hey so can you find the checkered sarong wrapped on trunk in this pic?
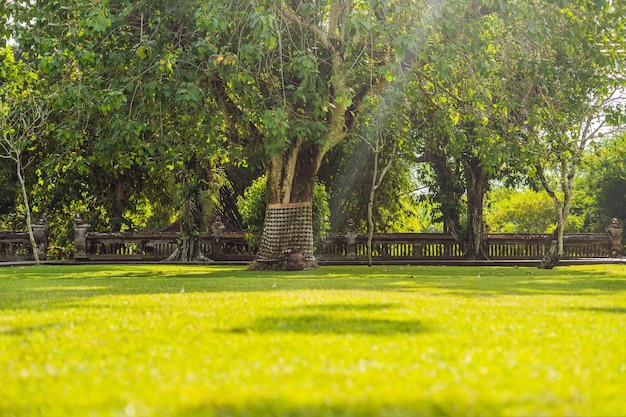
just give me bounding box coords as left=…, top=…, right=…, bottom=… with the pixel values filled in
left=256, top=202, right=314, bottom=263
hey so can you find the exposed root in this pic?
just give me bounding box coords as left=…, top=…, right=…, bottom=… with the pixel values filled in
left=163, top=247, right=215, bottom=263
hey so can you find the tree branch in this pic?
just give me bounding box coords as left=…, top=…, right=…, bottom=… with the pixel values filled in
left=278, top=2, right=334, bottom=54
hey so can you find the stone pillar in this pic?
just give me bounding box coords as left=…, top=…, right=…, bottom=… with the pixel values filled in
left=210, top=220, right=226, bottom=258
left=345, top=219, right=357, bottom=260
left=74, top=214, right=91, bottom=260
left=31, top=216, right=48, bottom=261
left=413, top=242, right=423, bottom=259
left=606, top=218, right=623, bottom=257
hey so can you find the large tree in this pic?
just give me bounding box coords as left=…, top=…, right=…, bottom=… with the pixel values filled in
left=7, top=0, right=229, bottom=259
left=196, top=0, right=427, bottom=268
left=404, top=0, right=625, bottom=261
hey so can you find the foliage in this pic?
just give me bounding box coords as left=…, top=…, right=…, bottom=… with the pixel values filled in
left=578, top=134, right=626, bottom=231
left=311, top=182, right=332, bottom=240
left=321, top=138, right=428, bottom=233
left=484, top=187, right=594, bottom=234
left=504, top=0, right=626, bottom=263
left=380, top=194, right=442, bottom=233
left=2, top=0, right=625, bottom=254
left=0, top=158, right=19, bottom=228
left=1, top=264, right=626, bottom=416
left=237, top=176, right=268, bottom=234
left=6, top=0, right=227, bottom=237
left=237, top=175, right=330, bottom=239
left=0, top=45, right=51, bottom=264
left=405, top=0, right=532, bottom=258
left=403, top=0, right=625, bottom=260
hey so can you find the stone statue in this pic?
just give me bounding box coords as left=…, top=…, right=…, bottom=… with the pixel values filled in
left=606, top=218, right=623, bottom=257
left=211, top=220, right=226, bottom=237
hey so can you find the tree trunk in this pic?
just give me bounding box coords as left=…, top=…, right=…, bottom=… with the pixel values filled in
left=536, top=160, right=573, bottom=269
left=367, top=135, right=397, bottom=267
left=462, top=157, right=490, bottom=260
left=251, top=142, right=321, bottom=270
left=538, top=183, right=571, bottom=269
left=110, top=178, right=125, bottom=232
left=539, top=236, right=559, bottom=269
left=367, top=191, right=375, bottom=267
left=166, top=157, right=215, bottom=263
left=426, top=150, right=464, bottom=241
left=16, top=157, right=40, bottom=265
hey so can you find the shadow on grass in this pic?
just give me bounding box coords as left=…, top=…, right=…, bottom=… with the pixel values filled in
left=228, top=314, right=429, bottom=336
left=0, top=265, right=624, bottom=312
left=575, top=307, right=626, bottom=314
left=176, top=398, right=487, bottom=417
left=0, top=322, right=60, bottom=336
left=5, top=400, right=485, bottom=417
left=286, top=302, right=398, bottom=312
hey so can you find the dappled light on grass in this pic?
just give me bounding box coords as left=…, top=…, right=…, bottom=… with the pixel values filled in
left=0, top=264, right=625, bottom=416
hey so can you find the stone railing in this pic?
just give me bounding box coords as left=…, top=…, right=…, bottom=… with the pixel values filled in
left=0, top=218, right=622, bottom=263
left=73, top=217, right=258, bottom=262
left=74, top=229, right=619, bottom=264
left=76, top=231, right=258, bottom=262
left=0, top=218, right=48, bottom=262
left=315, top=232, right=615, bottom=262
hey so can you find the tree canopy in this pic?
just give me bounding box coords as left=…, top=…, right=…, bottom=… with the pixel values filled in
left=1, top=0, right=624, bottom=265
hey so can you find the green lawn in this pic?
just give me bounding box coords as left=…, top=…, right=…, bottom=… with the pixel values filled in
left=1, top=264, right=625, bottom=417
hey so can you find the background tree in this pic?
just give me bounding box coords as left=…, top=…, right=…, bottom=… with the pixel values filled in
left=406, top=1, right=526, bottom=259
left=356, top=89, right=408, bottom=266
left=485, top=188, right=556, bottom=234
left=503, top=0, right=626, bottom=267
left=0, top=46, right=50, bottom=264
left=0, top=156, right=19, bottom=229
left=403, top=0, right=625, bottom=262
left=319, top=136, right=422, bottom=233
left=578, top=133, right=626, bottom=231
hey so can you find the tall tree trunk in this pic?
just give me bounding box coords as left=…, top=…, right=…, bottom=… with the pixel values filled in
left=110, top=178, right=125, bottom=232
left=252, top=142, right=322, bottom=270
left=16, top=157, right=40, bottom=265
left=462, top=157, right=490, bottom=260
left=166, top=157, right=215, bottom=262
left=426, top=150, right=464, bottom=240
left=367, top=135, right=397, bottom=267
left=536, top=160, right=573, bottom=269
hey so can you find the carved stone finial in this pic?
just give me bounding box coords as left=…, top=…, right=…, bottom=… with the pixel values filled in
left=211, top=220, right=226, bottom=237
left=606, top=218, right=623, bottom=257
left=345, top=219, right=357, bottom=245
left=345, top=219, right=358, bottom=259
left=73, top=214, right=91, bottom=260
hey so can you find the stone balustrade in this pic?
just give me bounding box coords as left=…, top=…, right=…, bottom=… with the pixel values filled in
left=0, top=218, right=623, bottom=264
